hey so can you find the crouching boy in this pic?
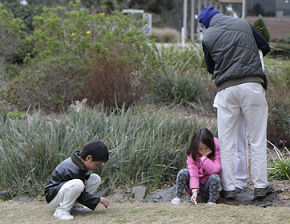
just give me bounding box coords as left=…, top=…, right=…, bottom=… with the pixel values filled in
left=45, top=140, right=110, bottom=220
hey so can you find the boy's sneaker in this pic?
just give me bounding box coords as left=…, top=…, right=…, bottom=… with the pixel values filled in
left=53, top=207, right=74, bottom=220
left=71, top=205, right=91, bottom=212
left=207, top=201, right=216, bottom=205
left=254, top=184, right=274, bottom=197
left=171, top=197, right=183, bottom=204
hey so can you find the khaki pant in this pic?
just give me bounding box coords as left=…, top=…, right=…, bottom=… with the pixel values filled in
left=214, top=83, right=268, bottom=191
left=49, top=174, right=101, bottom=212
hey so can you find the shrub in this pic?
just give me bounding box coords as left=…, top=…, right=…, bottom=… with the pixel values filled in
left=3, top=1, right=157, bottom=111
left=2, top=55, right=85, bottom=111
left=149, top=42, right=214, bottom=111
left=149, top=66, right=208, bottom=110
left=267, top=93, right=290, bottom=148
left=84, top=46, right=146, bottom=108
left=268, top=159, right=290, bottom=180
left=31, top=1, right=156, bottom=70
left=0, top=4, right=26, bottom=63
left=151, top=27, right=180, bottom=43
left=253, top=18, right=270, bottom=42
left=266, top=60, right=290, bottom=148
left=3, top=3, right=44, bottom=34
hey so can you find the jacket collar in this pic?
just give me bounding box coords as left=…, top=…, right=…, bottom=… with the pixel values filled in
left=71, top=150, right=87, bottom=171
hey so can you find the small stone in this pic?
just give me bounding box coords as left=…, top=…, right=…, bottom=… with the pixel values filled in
left=12, top=192, right=32, bottom=203
left=132, top=186, right=148, bottom=202
left=94, top=188, right=110, bottom=197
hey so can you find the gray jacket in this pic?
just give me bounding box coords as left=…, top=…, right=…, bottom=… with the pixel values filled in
left=202, top=13, right=268, bottom=91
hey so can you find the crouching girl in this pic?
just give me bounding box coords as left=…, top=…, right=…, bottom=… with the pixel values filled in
left=171, top=128, right=221, bottom=205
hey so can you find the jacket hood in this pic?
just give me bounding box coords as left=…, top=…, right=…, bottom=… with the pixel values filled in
left=198, top=6, right=221, bottom=28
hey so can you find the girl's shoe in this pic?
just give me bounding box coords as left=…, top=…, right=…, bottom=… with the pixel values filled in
left=171, top=197, right=183, bottom=204
left=207, top=201, right=216, bottom=205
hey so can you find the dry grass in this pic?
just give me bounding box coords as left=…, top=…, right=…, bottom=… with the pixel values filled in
left=1, top=199, right=290, bottom=223
left=151, top=28, right=180, bottom=43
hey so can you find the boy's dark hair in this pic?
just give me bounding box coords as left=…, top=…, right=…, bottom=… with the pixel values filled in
left=186, top=128, right=215, bottom=161
left=80, top=140, right=109, bottom=162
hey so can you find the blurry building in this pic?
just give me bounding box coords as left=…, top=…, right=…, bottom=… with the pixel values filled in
left=218, top=0, right=290, bottom=39
left=245, top=0, right=290, bottom=39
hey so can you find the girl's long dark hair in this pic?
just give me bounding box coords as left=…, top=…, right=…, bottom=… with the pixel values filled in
left=186, top=128, right=216, bottom=161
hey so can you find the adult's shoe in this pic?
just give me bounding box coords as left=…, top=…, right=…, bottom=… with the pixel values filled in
left=254, top=184, right=274, bottom=197
left=221, top=190, right=236, bottom=199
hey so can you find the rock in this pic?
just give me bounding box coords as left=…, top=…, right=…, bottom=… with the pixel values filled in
left=132, top=186, right=148, bottom=202
left=109, top=190, right=129, bottom=203
left=257, top=192, right=278, bottom=208
left=0, top=191, right=8, bottom=200
left=94, top=188, right=110, bottom=197
left=12, top=192, right=32, bottom=202
left=236, top=187, right=255, bottom=205
left=147, top=186, right=176, bottom=203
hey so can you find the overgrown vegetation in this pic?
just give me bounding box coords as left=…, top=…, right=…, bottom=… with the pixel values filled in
left=148, top=43, right=214, bottom=111
left=0, top=0, right=290, bottom=200
left=1, top=1, right=157, bottom=111
left=0, top=105, right=212, bottom=197
left=151, top=27, right=180, bottom=43
left=265, top=58, right=290, bottom=147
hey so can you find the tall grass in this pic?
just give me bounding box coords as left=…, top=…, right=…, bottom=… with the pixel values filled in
left=149, top=42, right=216, bottom=111
left=268, top=140, right=290, bottom=180
left=0, top=105, right=214, bottom=197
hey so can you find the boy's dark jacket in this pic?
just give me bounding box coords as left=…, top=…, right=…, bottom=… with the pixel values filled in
left=45, top=150, right=101, bottom=210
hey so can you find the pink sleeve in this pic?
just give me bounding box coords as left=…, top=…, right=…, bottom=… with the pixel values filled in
left=187, top=155, right=200, bottom=190
left=202, top=138, right=221, bottom=174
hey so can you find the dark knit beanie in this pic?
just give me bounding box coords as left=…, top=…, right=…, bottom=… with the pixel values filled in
left=198, top=6, right=221, bottom=29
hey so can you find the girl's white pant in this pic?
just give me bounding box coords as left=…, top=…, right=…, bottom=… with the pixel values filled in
left=49, top=174, right=101, bottom=212
left=214, top=83, right=268, bottom=191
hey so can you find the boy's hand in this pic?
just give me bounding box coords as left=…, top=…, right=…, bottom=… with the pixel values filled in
left=100, top=197, right=109, bottom=208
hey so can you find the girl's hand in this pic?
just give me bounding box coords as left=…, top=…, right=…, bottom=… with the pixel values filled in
left=202, top=149, right=212, bottom=157
left=191, top=190, right=198, bottom=204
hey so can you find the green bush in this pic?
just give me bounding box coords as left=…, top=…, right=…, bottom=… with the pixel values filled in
left=2, top=1, right=157, bottom=111
left=2, top=55, right=85, bottom=111
left=30, top=1, right=156, bottom=69
left=149, top=43, right=213, bottom=110
left=3, top=3, right=44, bottom=34
left=253, top=18, right=270, bottom=42
left=149, top=67, right=207, bottom=110
left=0, top=4, right=26, bottom=63
left=268, top=159, right=290, bottom=180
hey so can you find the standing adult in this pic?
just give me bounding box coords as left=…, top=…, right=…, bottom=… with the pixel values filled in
left=199, top=6, right=273, bottom=198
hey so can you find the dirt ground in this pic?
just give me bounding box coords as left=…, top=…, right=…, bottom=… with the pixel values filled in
left=1, top=199, right=290, bottom=224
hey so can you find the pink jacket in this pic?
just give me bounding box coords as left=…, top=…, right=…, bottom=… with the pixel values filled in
left=187, top=138, right=221, bottom=190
